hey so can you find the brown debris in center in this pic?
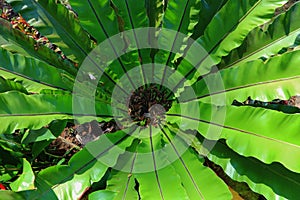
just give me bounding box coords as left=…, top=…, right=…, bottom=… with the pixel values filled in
left=128, top=84, right=173, bottom=127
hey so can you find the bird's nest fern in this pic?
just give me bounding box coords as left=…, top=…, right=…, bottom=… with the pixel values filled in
left=1, top=0, right=300, bottom=200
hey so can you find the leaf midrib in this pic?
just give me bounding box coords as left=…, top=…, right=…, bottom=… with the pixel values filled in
left=149, top=125, right=165, bottom=200
left=166, top=113, right=300, bottom=149
left=225, top=28, right=300, bottom=68
left=159, top=124, right=205, bottom=199
left=0, top=67, right=68, bottom=91
left=185, top=75, right=300, bottom=102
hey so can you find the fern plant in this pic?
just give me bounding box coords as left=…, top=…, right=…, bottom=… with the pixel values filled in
left=1, top=0, right=300, bottom=199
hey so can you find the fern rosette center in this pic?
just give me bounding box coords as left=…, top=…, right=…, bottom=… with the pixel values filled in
left=128, top=84, right=173, bottom=127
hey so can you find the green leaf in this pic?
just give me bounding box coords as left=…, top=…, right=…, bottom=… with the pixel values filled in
left=0, top=18, right=77, bottom=76
left=0, top=34, right=30, bottom=56
left=34, top=151, right=107, bottom=200
left=163, top=0, right=200, bottom=35
left=145, top=0, right=164, bottom=61
left=48, top=120, right=68, bottom=137
left=145, top=0, right=164, bottom=28
left=32, top=120, right=67, bottom=158
left=103, top=138, right=140, bottom=200
left=112, top=0, right=152, bottom=67
left=167, top=102, right=300, bottom=173
left=10, top=158, right=35, bottom=192
left=181, top=50, right=300, bottom=105
left=190, top=0, right=228, bottom=40
left=0, top=171, right=18, bottom=182
left=197, top=0, right=288, bottom=70
left=89, top=190, right=117, bottom=200
left=156, top=0, right=201, bottom=70
left=161, top=127, right=231, bottom=199
left=112, top=0, right=148, bottom=30
left=69, top=0, right=119, bottom=44
left=7, top=0, right=93, bottom=63
left=207, top=139, right=300, bottom=200
left=220, top=2, right=300, bottom=68
left=0, top=141, right=23, bottom=165
left=0, top=76, right=28, bottom=94
left=0, top=47, right=73, bottom=93
left=0, top=91, right=113, bottom=134
left=0, top=190, right=25, bottom=200
left=21, top=127, right=56, bottom=144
